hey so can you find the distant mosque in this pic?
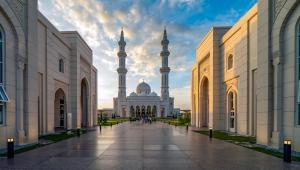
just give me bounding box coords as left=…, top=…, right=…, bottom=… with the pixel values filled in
left=113, top=29, right=174, bottom=117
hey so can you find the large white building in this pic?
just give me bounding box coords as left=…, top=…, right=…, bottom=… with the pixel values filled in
left=113, top=29, right=174, bottom=117
left=0, top=0, right=97, bottom=150
left=191, top=0, right=300, bottom=153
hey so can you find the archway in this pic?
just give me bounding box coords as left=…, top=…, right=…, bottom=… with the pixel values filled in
left=227, top=90, right=237, bottom=132
left=136, top=106, right=140, bottom=118
left=122, top=107, right=126, bottom=117
left=161, top=108, right=165, bottom=117
left=200, top=77, right=209, bottom=127
left=147, top=106, right=151, bottom=117
left=54, top=88, right=66, bottom=130
left=141, top=106, right=145, bottom=117
left=81, top=78, right=89, bottom=127
left=130, top=106, right=135, bottom=117
left=152, top=106, right=157, bottom=117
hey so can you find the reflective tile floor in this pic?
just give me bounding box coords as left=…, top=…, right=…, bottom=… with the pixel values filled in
left=0, top=122, right=300, bottom=170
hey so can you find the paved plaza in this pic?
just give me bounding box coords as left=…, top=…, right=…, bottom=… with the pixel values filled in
left=0, top=122, right=299, bottom=170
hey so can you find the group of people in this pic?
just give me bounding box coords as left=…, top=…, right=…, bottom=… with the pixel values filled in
left=142, top=116, right=152, bottom=124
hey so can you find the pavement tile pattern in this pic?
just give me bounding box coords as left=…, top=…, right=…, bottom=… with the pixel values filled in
left=0, top=122, right=299, bottom=170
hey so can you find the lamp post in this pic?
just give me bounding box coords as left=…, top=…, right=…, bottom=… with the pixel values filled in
left=283, top=139, right=292, bottom=163
left=7, top=138, right=14, bottom=159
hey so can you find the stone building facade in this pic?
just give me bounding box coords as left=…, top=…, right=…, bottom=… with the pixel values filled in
left=191, top=0, right=300, bottom=152
left=0, top=0, right=97, bottom=150
left=113, top=29, right=174, bottom=117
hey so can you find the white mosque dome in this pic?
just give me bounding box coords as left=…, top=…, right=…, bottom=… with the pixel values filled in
left=150, top=92, right=157, bottom=96
left=136, top=81, right=151, bottom=95
left=130, top=92, right=137, bottom=96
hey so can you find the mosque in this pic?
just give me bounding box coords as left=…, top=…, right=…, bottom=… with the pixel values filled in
left=113, top=29, right=174, bottom=118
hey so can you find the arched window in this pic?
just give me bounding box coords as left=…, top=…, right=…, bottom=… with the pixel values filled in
left=0, top=26, right=9, bottom=125
left=0, top=27, right=3, bottom=84
left=227, top=90, right=237, bottom=132
left=227, top=54, right=233, bottom=70
left=297, top=22, right=300, bottom=125
left=59, top=59, right=64, bottom=73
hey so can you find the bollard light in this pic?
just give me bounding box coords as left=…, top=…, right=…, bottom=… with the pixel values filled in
left=209, top=128, right=213, bottom=138
left=7, top=138, right=14, bottom=159
left=186, top=125, right=189, bottom=131
left=99, top=124, right=102, bottom=132
left=283, top=139, right=292, bottom=163
left=76, top=128, right=80, bottom=137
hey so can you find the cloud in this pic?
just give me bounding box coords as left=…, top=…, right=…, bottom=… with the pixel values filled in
left=38, top=0, right=255, bottom=110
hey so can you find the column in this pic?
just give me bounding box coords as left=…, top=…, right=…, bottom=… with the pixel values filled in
left=16, top=59, right=25, bottom=144
left=271, top=55, right=282, bottom=149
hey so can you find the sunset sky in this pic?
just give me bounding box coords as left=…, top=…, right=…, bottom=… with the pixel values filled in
left=38, top=0, right=256, bottom=109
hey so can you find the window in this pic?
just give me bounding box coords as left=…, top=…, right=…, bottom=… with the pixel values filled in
left=59, top=59, right=64, bottom=73
left=0, top=102, right=3, bottom=124
left=0, top=25, right=6, bottom=125
left=227, top=54, right=233, bottom=70
left=0, top=26, right=3, bottom=84
left=297, top=22, right=300, bottom=125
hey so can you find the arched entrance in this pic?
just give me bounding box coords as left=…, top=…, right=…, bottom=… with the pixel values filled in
left=54, top=88, right=66, bottom=130
left=81, top=78, right=89, bottom=127
left=227, top=91, right=237, bottom=132
left=200, top=77, right=209, bottom=127
left=152, top=106, right=157, bottom=117
left=141, top=106, right=145, bottom=117
left=161, top=108, right=165, bottom=117
left=146, top=106, right=151, bottom=117
left=136, top=106, right=140, bottom=118
left=122, top=107, right=126, bottom=117
left=130, top=106, right=135, bottom=117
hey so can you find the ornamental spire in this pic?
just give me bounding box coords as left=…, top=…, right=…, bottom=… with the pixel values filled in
left=118, top=27, right=126, bottom=51
left=163, top=27, right=167, bottom=40
left=161, top=28, right=170, bottom=57
left=120, top=27, right=124, bottom=41
left=161, top=27, right=169, bottom=47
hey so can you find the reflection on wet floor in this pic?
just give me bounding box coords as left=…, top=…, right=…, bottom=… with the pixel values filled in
left=0, top=122, right=298, bottom=170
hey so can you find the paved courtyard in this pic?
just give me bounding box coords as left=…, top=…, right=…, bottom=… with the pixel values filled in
left=0, top=122, right=299, bottom=170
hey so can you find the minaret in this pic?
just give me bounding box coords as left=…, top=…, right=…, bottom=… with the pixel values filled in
left=117, top=28, right=127, bottom=101
left=160, top=28, right=170, bottom=101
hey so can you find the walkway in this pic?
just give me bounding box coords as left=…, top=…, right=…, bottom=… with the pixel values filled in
left=0, top=122, right=299, bottom=170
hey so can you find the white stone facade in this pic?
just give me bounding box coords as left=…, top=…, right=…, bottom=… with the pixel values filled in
left=0, top=0, right=97, bottom=150
left=191, top=1, right=300, bottom=152
left=113, top=29, right=174, bottom=117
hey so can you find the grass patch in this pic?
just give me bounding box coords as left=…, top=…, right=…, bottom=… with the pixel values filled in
left=40, top=132, right=76, bottom=142
left=159, top=118, right=190, bottom=126
left=0, top=144, right=42, bottom=157
left=252, top=147, right=300, bottom=162
left=0, top=128, right=87, bottom=157
left=196, top=130, right=256, bottom=143
left=100, top=118, right=129, bottom=126
left=194, top=130, right=300, bottom=162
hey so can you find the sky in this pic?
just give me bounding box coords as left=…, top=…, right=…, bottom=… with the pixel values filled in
left=38, top=0, right=256, bottom=110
